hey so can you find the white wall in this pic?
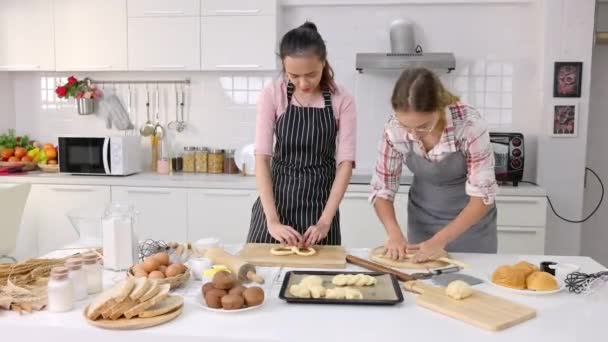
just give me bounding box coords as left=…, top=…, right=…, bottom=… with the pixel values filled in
left=0, top=73, right=15, bottom=133
left=582, top=2, right=608, bottom=265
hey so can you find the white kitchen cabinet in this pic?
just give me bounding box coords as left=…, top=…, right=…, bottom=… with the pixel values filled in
left=497, top=226, right=546, bottom=254
left=201, top=0, right=277, bottom=16
left=128, top=0, right=200, bottom=17
left=112, top=187, right=188, bottom=242
left=54, top=0, right=128, bottom=71
left=495, top=196, right=547, bottom=227
left=29, top=184, right=111, bottom=256
left=128, top=17, right=200, bottom=70
left=201, top=15, right=277, bottom=70
left=187, top=189, right=258, bottom=244
left=0, top=0, right=54, bottom=71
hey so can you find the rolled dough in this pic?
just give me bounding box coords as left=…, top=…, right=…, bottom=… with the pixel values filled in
left=369, top=246, right=449, bottom=269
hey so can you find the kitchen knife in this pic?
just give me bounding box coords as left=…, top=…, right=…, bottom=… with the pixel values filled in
left=410, top=266, right=461, bottom=280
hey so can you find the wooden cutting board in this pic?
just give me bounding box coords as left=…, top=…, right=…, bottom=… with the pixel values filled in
left=404, top=281, right=536, bottom=331
left=370, top=246, right=449, bottom=269
left=238, top=243, right=346, bottom=269
left=83, top=304, right=183, bottom=330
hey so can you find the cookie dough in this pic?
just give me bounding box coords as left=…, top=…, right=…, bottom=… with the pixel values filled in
left=325, top=287, right=363, bottom=300
left=445, top=280, right=473, bottom=300
left=289, top=284, right=311, bottom=298
left=332, top=274, right=377, bottom=287
left=300, top=275, right=323, bottom=288
left=270, top=246, right=295, bottom=256
left=269, top=246, right=317, bottom=256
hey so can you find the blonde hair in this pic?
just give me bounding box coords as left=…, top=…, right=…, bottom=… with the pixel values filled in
left=391, top=68, right=459, bottom=113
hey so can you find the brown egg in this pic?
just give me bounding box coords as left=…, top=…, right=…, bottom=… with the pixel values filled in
left=158, top=265, right=168, bottom=274
left=133, top=270, right=148, bottom=278
left=228, top=285, right=247, bottom=296
left=143, top=258, right=161, bottom=273
left=202, top=282, right=215, bottom=296
left=243, top=287, right=264, bottom=307
left=148, top=270, right=165, bottom=279
left=132, top=263, right=146, bottom=274
left=153, top=252, right=170, bottom=266
left=221, top=294, right=245, bottom=310
left=165, top=264, right=182, bottom=278
left=172, top=263, right=186, bottom=274
left=212, top=271, right=236, bottom=290
left=205, top=288, right=227, bottom=309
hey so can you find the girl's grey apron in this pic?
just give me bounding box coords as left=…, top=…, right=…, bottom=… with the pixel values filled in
left=405, top=142, right=497, bottom=253
left=247, top=82, right=340, bottom=245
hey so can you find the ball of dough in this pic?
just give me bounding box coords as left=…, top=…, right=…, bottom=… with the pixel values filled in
left=513, top=261, right=540, bottom=278
left=300, top=275, right=323, bottom=288
left=492, top=265, right=526, bottom=290
left=221, top=294, right=245, bottom=310
left=202, top=282, right=215, bottom=296
left=289, top=284, right=311, bottom=298
left=309, top=285, right=326, bottom=299
left=204, top=289, right=226, bottom=309
left=243, top=287, right=265, bottom=306
left=526, top=271, right=559, bottom=291
left=229, top=285, right=247, bottom=296
left=212, top=270, right=237, bottom=290
left=445, top=280, right=473, bottom=300
left=344, top=287, right=363, bottom=300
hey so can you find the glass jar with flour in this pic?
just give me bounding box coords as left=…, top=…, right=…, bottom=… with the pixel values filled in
left=102, top=203, right=139, bottom=272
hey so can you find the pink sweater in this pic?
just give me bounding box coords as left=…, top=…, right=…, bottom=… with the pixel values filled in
left=254, top=78, right=357, bottom=166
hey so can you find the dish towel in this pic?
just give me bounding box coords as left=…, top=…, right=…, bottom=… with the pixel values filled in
left=99, top=93, right=133, bottom=130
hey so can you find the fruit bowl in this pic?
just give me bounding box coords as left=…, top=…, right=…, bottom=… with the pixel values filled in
left=38, top=163, right=59, bottom=173
left=0, top=161, right=38, bottom=171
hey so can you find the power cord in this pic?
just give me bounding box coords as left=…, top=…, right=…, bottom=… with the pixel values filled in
left=521, top=167, right=604, bottom=223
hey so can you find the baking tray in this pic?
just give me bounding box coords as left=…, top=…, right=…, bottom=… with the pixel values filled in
left=279, top=271, right=404, bottom=306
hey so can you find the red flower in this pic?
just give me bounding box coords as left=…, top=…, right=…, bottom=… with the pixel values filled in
left=55, top=86, right=67, bottom=97
left=67, top=76, right=77, bottom=85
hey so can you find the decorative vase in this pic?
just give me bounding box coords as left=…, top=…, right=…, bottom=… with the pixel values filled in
left=76, top=98, right=97, bottom=115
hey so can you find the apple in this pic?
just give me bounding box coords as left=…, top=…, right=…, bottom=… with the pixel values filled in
left=1, top=148, right=14, bottom=159
left=21, top=156, right=33, bottom=162
left=8, top=156, right=20, bottom=162
left=14, top=147, right=26, bottom=159
left=1, top=157, right=8, bottom=162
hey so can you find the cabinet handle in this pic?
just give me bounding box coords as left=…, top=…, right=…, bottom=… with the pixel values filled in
left=149, top=64, right=186, bottom=69
left=143, top=10, right=185, bottom=15
left=214, top=9, right=260, bottom=14
left=62, top=65, right=112, bottom=70
left=0, top=65, right=40, bottom=70
left=344, top=193, right=370, bottom=199
left=496, top=198, right=541, bottom=205
left=498, top=227, right=539, bottom=234
left=126, top=189, right=172, bottom=195
left=214, top=64, right=260, bottom=69
left=50, top=187, right=94, bottom=193
left=203, top=190, right=252, bottom=197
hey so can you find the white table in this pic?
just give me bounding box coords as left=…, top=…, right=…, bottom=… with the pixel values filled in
left=2, top=248, right=606, bottom=342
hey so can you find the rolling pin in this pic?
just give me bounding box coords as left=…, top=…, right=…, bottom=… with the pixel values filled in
left=346, top=255, right=415, bottom=282
left=205, top=248, right=265, bottom=284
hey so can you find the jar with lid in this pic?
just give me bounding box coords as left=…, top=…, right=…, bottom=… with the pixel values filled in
left=224, top=149, right=239, bottom=174
left=157, top=139, right=171, bottom=175
left=82, top=252, right=102, bottom=294
left=65, top=257, right=88, bottom=301
left=208, top=149, right=225, bottom=174
left=102, top=202, right=139, bottom=271
left=172, top=150, right=183, bottom=172
left=47, top=266, right=74, bottom=312
left=195, top=147, right=209, bottom=173
left=183, top=146, right=196, bottom=173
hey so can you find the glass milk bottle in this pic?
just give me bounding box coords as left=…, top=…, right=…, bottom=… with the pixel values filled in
left=102, top=203, right=139, bottom=271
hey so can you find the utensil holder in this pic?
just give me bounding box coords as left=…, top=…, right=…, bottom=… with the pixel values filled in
left=77, top=98, right=97, bottom=115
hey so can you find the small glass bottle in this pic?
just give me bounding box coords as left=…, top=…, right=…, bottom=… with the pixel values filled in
left=65, top=258, right=87, bottom=301
left=224, top=149, right=239, bottom=174
left=172, top=150, right=183, bottom=172
left=82, top=252, right=102, bottom=295
left=183, top=146, right=196, bottom=172
left=157, top=139, right=170, bottom=175
left=208, top=149, right=225, bottom=174
left=47, top=266, right=74, bottom=312
left=195, top=147, right=209, bottom=173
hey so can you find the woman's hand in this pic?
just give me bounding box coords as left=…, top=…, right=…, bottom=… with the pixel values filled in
left=268, top=221, right=303, bottom=247
left=407, top=235, right=448, bottom=263
left=303, top=221, right=331, bottom=247
left=384, top=233, right=409, bottom=260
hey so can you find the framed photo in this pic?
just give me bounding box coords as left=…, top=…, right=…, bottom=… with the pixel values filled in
left=553, top=62, right=583, bottom=97
left=551, top=104, right=578, bottom=137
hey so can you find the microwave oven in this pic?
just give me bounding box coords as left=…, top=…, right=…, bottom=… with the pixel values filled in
left=489, top=132, right=524, bottom=186
left=58, top=136, right=142, bottom=176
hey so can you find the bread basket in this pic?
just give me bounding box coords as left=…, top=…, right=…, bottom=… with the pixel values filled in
left=127, top=266, right=190, bottom=290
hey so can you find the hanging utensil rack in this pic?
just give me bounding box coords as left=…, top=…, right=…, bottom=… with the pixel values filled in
left=88, top=78, right=191, bottom=85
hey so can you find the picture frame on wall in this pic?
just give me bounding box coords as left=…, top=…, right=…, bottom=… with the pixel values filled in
left=551, top=103, right=578, bottom=137
left=553, top=62, right=583, bottom=97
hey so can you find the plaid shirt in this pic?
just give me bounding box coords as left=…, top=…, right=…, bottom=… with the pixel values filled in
left=370, top=102, right=498, bottom=205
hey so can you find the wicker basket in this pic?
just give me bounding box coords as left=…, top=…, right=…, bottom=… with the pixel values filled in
left=127, top=265, right=190, bottom=290
left=0, top=161, right=38, bottom=171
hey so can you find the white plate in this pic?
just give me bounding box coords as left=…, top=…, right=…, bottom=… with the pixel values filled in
left=235, top=143, right=255, bottom=176
left=196, top=293, right=264, bottom=313
left=486, top=274, right=565, bottom=295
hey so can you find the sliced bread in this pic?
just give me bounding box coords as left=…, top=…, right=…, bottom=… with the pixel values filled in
left=123, top=283, right=170, bottom=319
left=109, top=298, right=138, bottom=320
left=129, top=277, right=151, bottom=301
left=138, top=280, right=161, bottom=303
left=86, top=278, right=137, bottom=320
left=138, top=296, right=184, bottom=318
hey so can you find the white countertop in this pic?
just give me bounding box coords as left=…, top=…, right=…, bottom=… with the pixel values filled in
left=1, top=247, right=605, bottom=342
left=0, top=171, right=547, bottom=196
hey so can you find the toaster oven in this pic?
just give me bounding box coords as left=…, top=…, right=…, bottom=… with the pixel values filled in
left=489, top=132, right=524, bottom=186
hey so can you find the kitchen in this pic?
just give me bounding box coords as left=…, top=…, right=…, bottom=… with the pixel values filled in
left=1, top=0, right=607, bottom=340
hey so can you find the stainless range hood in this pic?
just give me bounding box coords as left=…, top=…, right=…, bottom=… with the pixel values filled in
left=356, top=19, right=456, bottom=74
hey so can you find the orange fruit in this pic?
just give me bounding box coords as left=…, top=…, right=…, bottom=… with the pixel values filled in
left=8, top=156, right=20, bottom=162
left=14, top=147, right=26, bottom=159
left=1, top=148, right=14, bottom=159
left=21, top=156, right=33, bottom=162
left=44, top=147, right=57, bottom=159
left=43, top=144, right=54, bottom=150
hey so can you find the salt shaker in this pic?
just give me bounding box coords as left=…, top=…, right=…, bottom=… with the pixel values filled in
left=65, top=258, right=87, bottom=301
left=82, top=252, right=103, bottom=294
left=47, top=266, right=74, bottom=312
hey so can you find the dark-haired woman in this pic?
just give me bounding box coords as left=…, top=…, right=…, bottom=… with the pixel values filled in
left=247, top=22, right=357, bottom=247
left=371, top=67, right=498, bottom=261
